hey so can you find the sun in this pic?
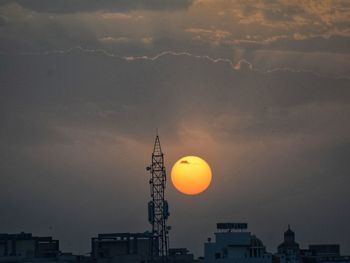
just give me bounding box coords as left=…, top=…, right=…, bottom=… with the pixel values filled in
left=171, top=156, right=212, bottom=195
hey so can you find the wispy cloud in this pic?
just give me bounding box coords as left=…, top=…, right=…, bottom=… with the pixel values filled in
left=15, top=46, right=350, bottom=79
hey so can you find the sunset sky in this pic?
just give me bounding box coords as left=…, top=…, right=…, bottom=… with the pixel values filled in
left=0, top=0, right=349, bottom=257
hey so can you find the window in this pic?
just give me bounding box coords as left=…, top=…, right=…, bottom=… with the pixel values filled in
left=215, top=252, right=221, bottom=259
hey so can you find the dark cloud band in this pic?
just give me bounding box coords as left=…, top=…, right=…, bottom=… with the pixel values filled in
left=0, top=0, right=193, bottom=13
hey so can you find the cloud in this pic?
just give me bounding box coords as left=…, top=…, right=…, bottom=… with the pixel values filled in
left=1, top=0, right=350, bottom=257
left=187, top=0, right=350, bottom=46
left=99, top=36, right=130, bottom=44
left=185, top=27, right=231, bottom=45
left=1, top=0, right=193, bottom=13
left=236, top=35, right=350, bottom=54
left=233, top=59, right=253, bottom=71
left=100, top=12, right=133, bottom=20
left=98, top=36, right=153, bottom=46
left=1, top=46, right=350, bottom=256
left=1, top=48, right=349, bottom=144
left=141, top=37, right=153, bottom=45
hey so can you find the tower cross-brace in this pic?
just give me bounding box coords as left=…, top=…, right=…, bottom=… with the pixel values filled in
left=147, top=134, right=170, bottom=260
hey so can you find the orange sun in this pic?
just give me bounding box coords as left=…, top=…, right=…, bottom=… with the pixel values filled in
left=171, top=156, right=212, bottom=195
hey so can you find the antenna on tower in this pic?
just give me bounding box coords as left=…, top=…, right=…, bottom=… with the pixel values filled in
left=147, top=133, right=170, bottom=262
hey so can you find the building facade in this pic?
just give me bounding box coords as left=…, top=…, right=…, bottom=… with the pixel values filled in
left=204, top=223, right=272, bottom=263
left=91, top=232, right=156, bottom=263
left=301, top=244, right=350, bottom=263
left=0, top=232, right=59, bottom=260
left=168, top=248, right=195, bottom=263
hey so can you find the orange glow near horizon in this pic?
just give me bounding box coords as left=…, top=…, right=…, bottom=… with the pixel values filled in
left=171, top=156, right=212, bottom=195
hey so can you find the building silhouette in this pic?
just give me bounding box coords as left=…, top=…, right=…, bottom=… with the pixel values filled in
left=1, top=225, right=350, bottom=263
left=275, top=226, right=350, bottom=263
left=276, top=225, right=301, bottom=263
left=0, top=232, right=59, bottom=260
left=204, top=223, right=272, bottom=263
left=301, top=244, right=350, bottom=263
left=91, top=232, right=155, bottom=263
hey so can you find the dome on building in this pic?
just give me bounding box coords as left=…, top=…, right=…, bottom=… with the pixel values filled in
left=250, top=236, right=264, bottom=248
left=249, top=235, right=266, bottom=258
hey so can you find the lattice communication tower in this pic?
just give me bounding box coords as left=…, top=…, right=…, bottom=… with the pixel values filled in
left=146, top=134, right=170, bottom=261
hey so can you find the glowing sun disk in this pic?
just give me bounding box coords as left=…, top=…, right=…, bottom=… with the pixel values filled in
left=171, top=156, right=212, bottom=195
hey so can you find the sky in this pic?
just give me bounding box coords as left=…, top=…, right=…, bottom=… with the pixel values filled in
left=0, top=0, right=350, bottom=257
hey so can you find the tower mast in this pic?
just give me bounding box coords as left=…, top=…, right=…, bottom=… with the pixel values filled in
left=147, top=133, right=170, bottom=261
